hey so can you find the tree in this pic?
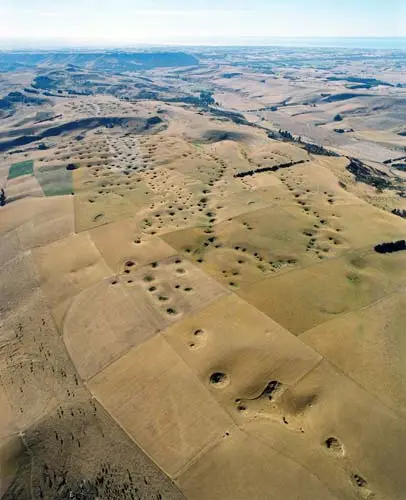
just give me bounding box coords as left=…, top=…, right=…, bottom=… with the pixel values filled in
left=0, top=188, right=6, bottom=207
left=199, top=91, right=215, bottom=106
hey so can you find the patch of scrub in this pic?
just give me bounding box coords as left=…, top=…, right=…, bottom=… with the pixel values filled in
left=8, top=160, right=34, bottom=179
left=36, top=165, right=74, bottom=196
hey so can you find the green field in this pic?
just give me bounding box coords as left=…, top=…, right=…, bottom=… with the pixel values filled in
left=36, top=166, right=74, bottom=197
left=8, top=160, right=34, bottom=179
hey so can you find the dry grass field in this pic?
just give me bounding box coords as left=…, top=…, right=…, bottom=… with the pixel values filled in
left=1, top=47, right=406, bottom=499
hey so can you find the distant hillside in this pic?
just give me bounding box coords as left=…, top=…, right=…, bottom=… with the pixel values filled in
left=0, top=91, right=48, bottom=118
left=0, top=115, right=164, bottom=153
left=0, top=51, right=200, bottom=71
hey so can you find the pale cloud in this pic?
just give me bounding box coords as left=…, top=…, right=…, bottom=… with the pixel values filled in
left=16, top=8, right=58, bottom=17
left=133, top=9, right=254, bottom=16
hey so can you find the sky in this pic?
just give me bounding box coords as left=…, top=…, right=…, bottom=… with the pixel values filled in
left=0, top=0, right=405, bottom=47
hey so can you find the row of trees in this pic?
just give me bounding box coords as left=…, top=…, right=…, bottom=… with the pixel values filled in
left=374, top=240, right=406, bottom=254
left=235, top=159, right=306, bottom=178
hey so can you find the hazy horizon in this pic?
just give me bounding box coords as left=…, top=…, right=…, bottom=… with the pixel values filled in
left=1, top=0, right=405, bottom=48
left=1, top=37, right=406, bottom=52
